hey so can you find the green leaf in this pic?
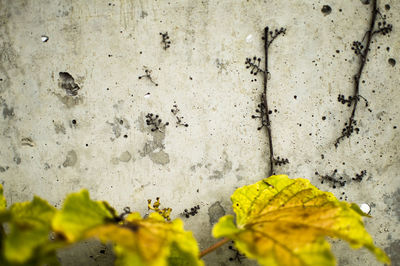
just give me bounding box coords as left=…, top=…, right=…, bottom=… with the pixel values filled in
left=2, top=196, right=57, bottom=264
left=4, top=226, right=51, bottom=263
left=52, top=190, right=117, bottom=242
left=0, top=184, right=9, bottom=224
left=10, top=196, right=56, bottom=228
left=52, top=190, right=201, bottom=265
left=0, top=184, right=6, bottom=211
left=213, top=175, right=390, bottom=266
left=86, top=212, right=203, bottom=266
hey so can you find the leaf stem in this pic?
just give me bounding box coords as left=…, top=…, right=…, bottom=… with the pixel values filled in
left=199, top=238, right=230, bottom=258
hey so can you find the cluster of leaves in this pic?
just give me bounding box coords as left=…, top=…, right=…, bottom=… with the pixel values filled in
left=138, top=67, right=159, bottom=86
left=251, top=100, right=268, bottom=131
left=145, top=113, right=169, bottom=132
left=245, top=57, right=263, bottom=76
left=160, top=32, right=171, bottom=50
left=352, top=170, right=367, bottom=182
left=0, top=186, right=202, bottom=266
left=171, top=103, right=189, bottom=128
left=373, top=20, right=392, bottom=36
left=273, top=156, right=289, bottom=166
left=316, top=170, right=347, bottom=188
left=0, top=175, right=390, bottom=265
left=338, top=119, right=360, bottom=145
left=182, top=205, right=200, bottom=218
left=148, top=197, right=172, bottom=221
left=265, top=27, right=286, bottom=47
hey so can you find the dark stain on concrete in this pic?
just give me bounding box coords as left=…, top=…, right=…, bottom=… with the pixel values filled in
left=138, top=114, right=170, bottom=165
left=215, top=58, right=229, bottom=74
left=13, top=154, right=21, bottom=165
left=54, top=93, right=83, bottom=108
left=209, top=151, right=232, bottom=179
left=59, top=72, right=80, bottom=96
left=208, top=201, right=225, bottom=225
left=107, top=117, right=130, bottom=140
left=384, top=240, right=400, bottom=266
left=63, top=150, right=77, bottom=167
left=149, top=151, right=169, bottom=165
left=140, top=11, right=148, bottom=18
left=0, top=166, right=9, bottom=172
left=190, top=163, right=203, bottom=172
left=391, top=189, right=400, bottom=222
left=112, top=151, right=133, bottom=164
left=139, top=131, right=170, bottom=165
left=119, top=151, right=132, bottom=162
left=44, top=163, right=51, bottom=170
left=384, top=188, right=400, bottom=222
left=0, top=8, right=18, bottom=93
left=0, top=42, right=18, bottom=69
left=2, top=103, right=14, bottom=119
left=53, top=121, right=66, bottom=134
left=21, top=137, right=34, bottom=147
left=209, top=170, right=223, bottom=179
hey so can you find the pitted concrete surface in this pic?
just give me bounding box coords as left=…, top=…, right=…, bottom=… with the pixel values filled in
left=0, top=0, right=399, bottom=265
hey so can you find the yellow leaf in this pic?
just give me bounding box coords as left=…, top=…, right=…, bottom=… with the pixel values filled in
left=52, top=191, right=202, bottom=265
left=3, top=196, right=57, bottom=264
left=0, top=184, right=8, bottom=234
left=52, top=190, right=117, bottom=242
left=10, top=196, right=56, bottom=228
left=213, top=175, right=390, bottom=266
left=0, top=184, right=6, bottom=211
left=4, top=227, right=51, bottom=263
left=86, top=212, right=203, bottom=266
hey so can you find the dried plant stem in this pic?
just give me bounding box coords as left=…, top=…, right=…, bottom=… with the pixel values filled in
left=199, top=238, right=230, bottom=258
left=263, top=26, right=274, bottom=176
left=335, top=0, right=377, bottom=147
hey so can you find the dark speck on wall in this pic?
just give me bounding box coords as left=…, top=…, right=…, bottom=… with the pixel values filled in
left=321, top=5, right=332, bottom=15
left=2, top=103, right=14, bottom=119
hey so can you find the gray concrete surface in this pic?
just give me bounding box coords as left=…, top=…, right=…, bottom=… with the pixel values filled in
left=0, top=0, right=399, bottom=265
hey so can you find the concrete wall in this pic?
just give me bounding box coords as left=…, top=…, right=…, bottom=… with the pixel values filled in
left=0, top=0, right=399, bottom=265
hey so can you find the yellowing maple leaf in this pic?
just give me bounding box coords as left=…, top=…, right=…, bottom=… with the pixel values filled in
left=52, top=190, right=117, bottom=242
left=52, top=190, right=203, bottom=266
left=213, top=175, right=390, bottom=266
left=86, top=212, right=203, bottom=266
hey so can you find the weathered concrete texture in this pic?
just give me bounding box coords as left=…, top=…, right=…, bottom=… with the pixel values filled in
left=0, top=0, right=399, bottom=265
